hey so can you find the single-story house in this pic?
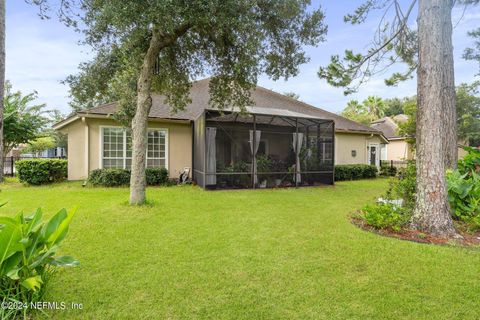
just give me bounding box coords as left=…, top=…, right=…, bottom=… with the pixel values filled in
left=371, top=114, right=467, bottom=162
left=54, top=79, right=387, bottom=189
left=370, top=115, right=414, bottom=162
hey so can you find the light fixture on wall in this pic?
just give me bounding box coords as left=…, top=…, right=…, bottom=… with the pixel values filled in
left=351, top=150, right=357, bottom=157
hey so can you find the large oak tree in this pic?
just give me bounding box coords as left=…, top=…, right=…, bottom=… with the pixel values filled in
left=48, top=0, right=327, bottom=204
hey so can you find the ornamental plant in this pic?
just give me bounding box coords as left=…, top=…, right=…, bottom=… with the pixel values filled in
left=0, top=207, right=78, bottom=319
left=446, top=169, right=480, bottom=230
left=16, top=159, right=67, bottom=185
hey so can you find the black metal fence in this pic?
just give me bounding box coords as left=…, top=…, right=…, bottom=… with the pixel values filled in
left=3, top=156, right=67, bottom=176
left=380, top=160, right=409, bottom=169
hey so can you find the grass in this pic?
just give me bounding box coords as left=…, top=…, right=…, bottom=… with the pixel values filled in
left=1, top=179, right=479, bottom=319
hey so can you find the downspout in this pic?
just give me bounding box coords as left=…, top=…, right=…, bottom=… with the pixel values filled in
left=82, top=117, right=90, bottom=178
left=191, top=120, right=194, bottom=179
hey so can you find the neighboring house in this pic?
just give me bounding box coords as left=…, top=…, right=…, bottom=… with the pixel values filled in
left=6, top=146, right=67, bottom=158
left=54, top=79, right=387, bottom=188
left=371, top=114, right=467, bottom=162
left=370, top=115, right=414, bottom=162
left=21, top=147, right=67, bottom=158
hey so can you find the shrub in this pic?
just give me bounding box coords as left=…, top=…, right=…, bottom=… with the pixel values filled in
left=334, top=164, right=378, bottom=181
left=0, top=207, right=78, bottom=319
left=88, top=169, right=130, bottom=187
left=385, top=161, right=416, bottom=210
left=16, top=159, right=67, bottom=185
left=88, top=168, right=170, bottom=187
left=458, top=146, right=480, bottom=175
left=446, top=169, right=480, bottom=230
left=145, top=168, right=169, bottom=185
left=380, top=165, right=397, bottom=177
left=362, top=203, right=411, bottom=232
left=256, top=154, right=273, bottom=173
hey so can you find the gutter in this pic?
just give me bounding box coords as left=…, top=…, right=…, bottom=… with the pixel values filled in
left=54, top=112, right=191, bottom=130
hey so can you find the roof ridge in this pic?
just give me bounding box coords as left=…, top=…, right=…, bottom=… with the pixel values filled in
left=254, top=85, right=381, bottom=134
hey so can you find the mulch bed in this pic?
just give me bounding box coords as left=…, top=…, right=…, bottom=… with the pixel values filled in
left=351, top=215, right=480, bottom=247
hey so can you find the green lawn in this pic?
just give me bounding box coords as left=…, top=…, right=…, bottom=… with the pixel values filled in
left=1, top=179, right=479, bottom=319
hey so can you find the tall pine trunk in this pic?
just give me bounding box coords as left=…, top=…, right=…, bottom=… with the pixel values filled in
left=412, top=0, right=457, bottom=236
left=0, top=0, right=5, bottom=182
left=129, top=29, right=163, bottom=205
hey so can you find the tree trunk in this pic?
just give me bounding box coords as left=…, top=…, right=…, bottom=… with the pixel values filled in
left=129, top=29, right=164, bottom=205
left=412, top=0, right=457, bottom=236
left=441, top=2, right=457, bottom=170
left=0, top=0, right=5, bottom=182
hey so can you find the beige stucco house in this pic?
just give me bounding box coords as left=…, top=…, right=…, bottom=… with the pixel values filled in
left=370, top=115, right=414, bottom=162
left=54, top=79, right=387, bottom=187
left=371, top=115, right=467, bottom=163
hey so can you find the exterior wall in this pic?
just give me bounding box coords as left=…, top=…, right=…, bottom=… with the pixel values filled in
left=386, top=139, right=413, bottom=161
left=385, top=139, right=466, bottom=161
left=59, top=119, right=86, bottom=180
left=62, top=116, right=385, bottom=179
left=334, top=132, right=382, bottom=165
left=62, top=117, right=192, bottom=180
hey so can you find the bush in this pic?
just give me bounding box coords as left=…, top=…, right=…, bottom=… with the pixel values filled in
left=16, top=159, right=67, bottom=185
left=334, top=164, right=378, bottom=181
left=88, top=168, right=170, bottom=187
left=380, top=165, right=397, bottom=177
left=0, top=207, right=78, bottom=319
left=446, top=169, right=480, bottom=230
left=385, top=161, right=416, bottom=210
left=362, top=203, right=411, bottom=231
left=88, top=169, right=130, bottom=187
left=458, top=146, right=480, bottom=175
left=146, top=168, right=169, bottom=185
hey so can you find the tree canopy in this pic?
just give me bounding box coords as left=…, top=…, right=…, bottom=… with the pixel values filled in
left=3, top=82, right=51, bottom=156
left=47, top=0, right=329, bottom=204
left=340, top=95, right=385, bottom=124
left=383, top=84, right=480, bottom=147
left=22, top=136, right=56, bottom=155
left=60, top=0, right=327, bottom=118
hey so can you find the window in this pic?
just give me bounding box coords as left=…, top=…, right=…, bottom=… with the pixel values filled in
left=147, top=130, right=166, bottom=168
left=101, top=127, right=167, bottom=169
left=308, top=137, right=332, bottom=161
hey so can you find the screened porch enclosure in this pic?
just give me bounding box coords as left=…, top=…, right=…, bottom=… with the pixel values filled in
left=193, top=109, right=335, bottom=189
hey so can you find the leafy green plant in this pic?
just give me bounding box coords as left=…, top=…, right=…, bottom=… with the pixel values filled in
left=446, top=169, right=480, bottom=230
left=0, top=207, right=78, bottom=319
left=362, top=203, right=411, bottom=232
left=385, top=162, right=416, bottom=210
left=232, top=161, right=248, bottom=173
left=16, top=159, right=67, bottom=185
left=145, top=168, right=169, bottom=186
left=334, top=164, right=378, bottom=181
left=458, top=146, right=480, bottom=176
left=256, top=154, right=272, bottom=173
left=88, top=168, right=170, bottom=187
left=380, top=165, right=397, bottom=177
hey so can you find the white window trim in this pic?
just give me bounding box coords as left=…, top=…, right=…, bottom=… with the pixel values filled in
left=146, top=128, right=169, bottom=170
left=99, top=126, right=169, bottom=170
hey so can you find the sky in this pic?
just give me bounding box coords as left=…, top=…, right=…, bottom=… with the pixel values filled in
left=5, top=0, right=480, bottom=115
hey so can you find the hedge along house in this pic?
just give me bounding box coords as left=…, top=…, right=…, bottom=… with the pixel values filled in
left=54, top=79, right=387, bottom=188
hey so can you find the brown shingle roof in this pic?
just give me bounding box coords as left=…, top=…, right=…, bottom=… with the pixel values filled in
left=61, top=78, right=381, bottom=135
left=370, top=117, right=402, bottom=139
